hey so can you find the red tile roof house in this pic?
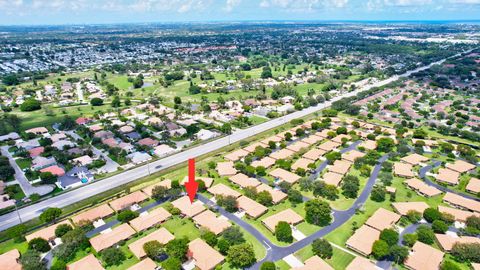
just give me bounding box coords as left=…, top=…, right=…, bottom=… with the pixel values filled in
left=75, top=117, right=92, bottom=125
left=137, top=138, right=159, bottom=148
left=28, top=146, right=44, bottom=158
left=40, top=165, right=66, bottom=177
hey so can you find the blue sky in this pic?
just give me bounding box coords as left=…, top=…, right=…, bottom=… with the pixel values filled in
left=0, top=0, right=479, bottom=25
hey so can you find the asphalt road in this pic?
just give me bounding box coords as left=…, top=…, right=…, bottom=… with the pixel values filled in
left=0, top=53, right=464, bottom=232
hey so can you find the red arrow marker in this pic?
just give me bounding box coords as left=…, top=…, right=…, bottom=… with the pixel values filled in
left=185, top=158, right=198, bottom=203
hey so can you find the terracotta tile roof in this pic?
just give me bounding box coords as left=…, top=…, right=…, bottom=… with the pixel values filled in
left=359, top=140, right=377, bottom=150
left=438, top=205, right=480, bottom=223
left=466, top=178, right=480, bottom=194
left=302, top=148, right=326, bottom=161
left=0, top=249, right=21, bottom=270
left=332, top=134, right=350, bottom=143
left=188, top=238, right=224, bottom=270
left=401, top=153, right=429, bottom=165
left=208, top=184, right=241, bottom=198
left=236, top=196, right=268, bottom=218
left=436, top=168, right=460, bottom=185
left=261, top=136, right=283, bottom=144
left=229, top=173, right=261, bottom=188
left=365, top=208, right=401, bottom=231
left=292, top=255, right=333, bottom=270
left=28, top=146, right=44, bottom=158
left=251, top=157, right=276, bottom=168
left=171, top=196, right=206, bottom=217
left=180, top=177, right=214, bottom=188
left=392, top=202, right=429, bottom=216
left=224, top=149, right=250, bottom=162
left=287, top=141, right=310, bottom=152
left=405, top=242, right=444, bottom=270
left=342, top=150, right=365, bottom=163
left=292, top=158, right=315, bottom=171
left=109, top=191, right=148, bottom=211
left=129, top=207, right=171, bottom=232
left=321, top=172, right=344, bottom=187
left=346, top=225, right=380, bottom=256
left=193, top=209, right=231, bottom=235
left=345, top=256, right=379, bottom=270
left=445, top=160, right=476, bottom=173
left=270, top=148, right=295, bottom=160
left=269, top=168, right=301, bottom=184
left=301, top=135, right=323, bottom=145
left=127, top=258, right=157, bottom=270
left=40, top=165, right=65, bottom=176
left=72, top=204, right=114, bottom=225
left=262, top=209, right=304, bottom=232
left=329, top=160, right=351, bottom=175
left=67, top=254, right=104, bottom=270
left=243, top=142, right=268, bottom=153
left=128, top=228, right=174, bottom=259
left=435, top=233, right=480, bottom=251
left=89, top=223, right=136, bottom=252
left=256, top=183, right=287, bottom=204
left=318, top=141, right=341, bottom=151
left=393, top=162, right=415, bottom=178
left=216, top=161, right=237, bottom=176
left=443, top=192, right=480, bottom=213
left=26, top=220, right=72, bottom=242
left=405, top=178, right=442, bottom=197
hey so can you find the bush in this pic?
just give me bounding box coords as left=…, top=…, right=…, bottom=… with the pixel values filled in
left=20, top=250, right=46, bottom=270
left=39, top=207, right=62, bottom=223
left=162, top=257, right=181, bottom=270
left=416, top=225, right=435, bottom=245
left=402, top=233, right=417, bottom=247
left=143, top=240, right=164, bottom=259
left=370, top=185, right=386, bottom=202
left=275, top=221, right=293, bottom=243
left=389, top=245, right=409, bottom=264
left=288, top=189, right=303, bottom=204
left=90, top=98, right=104, bottom=106
left=372, top=240, right=390, bottom=259
left=260, top=261, right=276, bottom=270
left=305, top=199, right=332, bottom=226
left=28, top=237, right=51, bottom=253
left=451, top=242, right=480, bottom=263
left=406, top=210, right=422, bottom=223
left=201, top=230, right=218, bottom=247
left=311, top=238, right=333, bottom=259
left=380, top=228, right=399, bottom=246
left=55, top=224, right=73, bottom=238
left=20, top=99, right=41, bottom=111
left=227, top=243, right=256, bottom=268
left=423, top=208, right=442, bottom=223
left=432, top=220, right=448, bottom=234
left=100, top=247, right=126, bottom=266
left=117, top=209, right=139, bottom=223
left=165, top=237, right=189, bottom=261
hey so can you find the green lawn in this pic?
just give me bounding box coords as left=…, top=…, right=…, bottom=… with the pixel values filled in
left=15, top=158, right=31, bottom=170
left=295, top=244, right=355, bottom=270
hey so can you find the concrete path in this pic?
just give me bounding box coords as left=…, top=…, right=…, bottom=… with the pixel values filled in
left=0, top=146, right=54, bottom=197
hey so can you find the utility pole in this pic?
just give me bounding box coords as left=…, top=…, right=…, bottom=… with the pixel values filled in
left=15, top=203, right=22, bottom=223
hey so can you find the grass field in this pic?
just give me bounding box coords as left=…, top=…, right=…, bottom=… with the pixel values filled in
left=295, top=244, right=355, bottom=270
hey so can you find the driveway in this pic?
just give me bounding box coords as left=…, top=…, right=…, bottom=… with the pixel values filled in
left=0, top=146, right=54, bottom=197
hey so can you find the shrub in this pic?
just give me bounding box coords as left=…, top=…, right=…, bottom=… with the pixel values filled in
left=311, top=238, right=333, bottom=259
left=28, top=237, right=51, bottom=253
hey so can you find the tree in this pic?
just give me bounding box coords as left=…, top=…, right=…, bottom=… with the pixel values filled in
left=222, top=227, right=245, bottom=245
left=152, top=185, right=168, bottom=201
left=117, top=209, right=139, bottom=223
left=325, top=151, right=341, bottom=163
left=220, top=123, right=232, bottom=134
left=466, top=215, right=480, bottom=235
left=90, top=98, right=104, bottom=106
left=312, top=238, right=333, bottom=259
left=451, top=242, right=480, bottom=263
left=370, top=185, right=386, bottom=202
left=39, top=171, right=57, bottom=184
left=28, top=237, right=51, bottom=253
left=305, top=199, right=332, bottom=226
left=165, top=237, right=189, bottom=261
left=275, top=221, right=293, bottom=243
left=111, top=96, right=121, bottom=107
left=288, top=189, right=303, bottom=204
left=100, top=247, right=126, bottom=266
left=413, top=129, right=428, bottom=139
left=416, top=225, right=435, bottom=244
left=402, top=233, right=418, bottom=247
left=432, top=220, right=448, bottom=234
left=39, top=208, right=62, bottom=223
left=423, top=208, right=442, bottom=223
left=217, top=195, right=238, bottom=212
left=406, top=210, right=422, bottom=223
left=20, top=99, right=41, bottom=112
left=20, top=250, right=46, bottom=270
left=227, top=243, right=256, bottom=268
left=257, top=190, right=273, bottom=206
left=380, top=228, right=399, bottom=246
left=143, top=240, right=164, bottom=259
left=162, top=257, right=181, bottom=270
left=341, top=175, right=360, bottom=198
left=260, top=261, right=276, bottom=270
left=390, top=245, right=409, bottom=264
left=201, top=230, right=218, bottom=247
left=376, top=137, right=395, bottom=152
left=372, top=240, right=390, bottom=259
left=6, top=224, right=26, bottom=243
left=55, top=224, right=73, bottom=238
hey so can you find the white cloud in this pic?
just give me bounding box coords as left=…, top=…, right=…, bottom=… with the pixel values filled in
left=225, top=0, right=242, bottom=12
left=449, top=0, right=480, bottom=3
left=258, top=0, right=349, bottom=11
